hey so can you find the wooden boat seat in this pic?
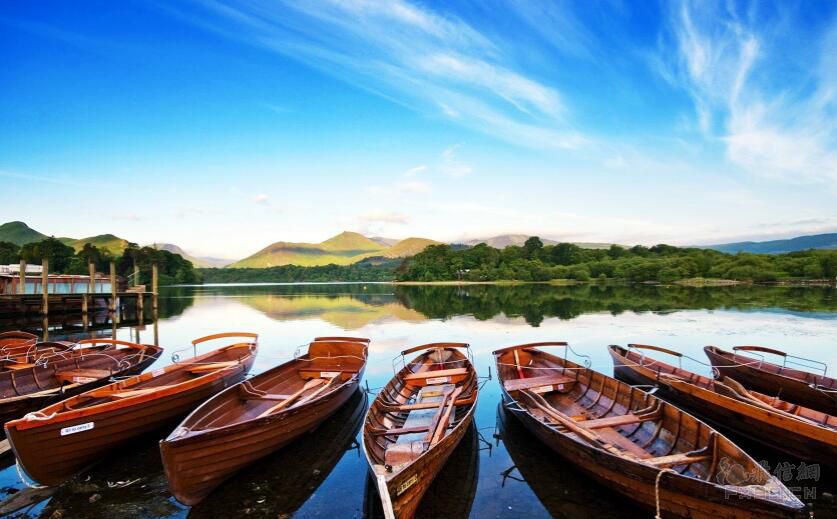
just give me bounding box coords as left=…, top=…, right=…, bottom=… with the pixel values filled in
left=503, top=374, right=576, bottom=393
left=384, top=384, right=453, bottom=466
left=187, top=361, right=238, bottom=374
left=403, top=368, right=468, bottom=387
left=87, top=385, right=174, bottom=399
left=55, top=369, right=112, bottom=384
left=575, top=413, right=658, bottom=430
left=644, top=452, right=711, bottom=468
left=4, top=363, right=35, bottom=370
left=297, top=367, right=358, bottom=380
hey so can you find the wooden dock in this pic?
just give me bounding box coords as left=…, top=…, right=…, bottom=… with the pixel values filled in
left=0, top=292, right=154, bottom=317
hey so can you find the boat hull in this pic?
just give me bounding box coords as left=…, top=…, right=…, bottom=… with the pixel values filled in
left=704, top=346, right=836, bottom=415
left=6, top=360, right=251, bottom=486
left=161, top=377, right=360, bottom=505
left=612, top=359, right=837, bottom=468
left=500, top=390, right=803, bottom=519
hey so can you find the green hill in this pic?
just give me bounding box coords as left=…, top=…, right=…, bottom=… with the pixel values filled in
left=706, top=233, right=837, bottom=254
left=69, top=234, right=131, bottom=255
left=229, top=232, right=438, bottom=268
left=0, top=221, right=48, bottom=245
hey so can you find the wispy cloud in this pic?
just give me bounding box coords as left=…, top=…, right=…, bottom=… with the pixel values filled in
left=402, top=165, right=426, bottom=177
left=253, top=193, right=270, bottom=204
left=659, top=1, right=837, bottom=186
left=441, top=144, right=472, bottom=177
left=164, top=0, right=584, bottom=150
left=360, top=210, right=409, bottom=225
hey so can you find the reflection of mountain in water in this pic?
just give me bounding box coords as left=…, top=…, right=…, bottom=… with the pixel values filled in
left=395, top=284, right=837, bottom=326
left=242, top=294, right=426, bottom=329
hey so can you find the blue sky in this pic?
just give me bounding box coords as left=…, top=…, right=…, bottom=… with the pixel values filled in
left=2, top=0, right=836, bottom=259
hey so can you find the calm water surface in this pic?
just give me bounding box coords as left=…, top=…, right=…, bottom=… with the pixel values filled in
left=2, top=283, right=836, bottom=518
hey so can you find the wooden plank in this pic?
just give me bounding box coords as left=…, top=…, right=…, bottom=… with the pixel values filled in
left=186, top=361, right=238, bottom=373
left=402, top=368, right=467, bottom=380
left=0, top=486, right=57, bottom=515
left=577, top=413, right=651, bottom=430
left=503, top=374, right=576, bottom=392
left=644, top=453, right=711, bottom=468
left=372, top=425, right=431, bottom=436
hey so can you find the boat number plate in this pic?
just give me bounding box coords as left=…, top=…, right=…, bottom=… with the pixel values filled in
left=397, top=474, right=418, bottom=496
left=152, top=369, right=165, bottom=377
left=532, top=385, right=554, bottom=394
left=426, top=376, right=450, bottom=385
left=320, top=371, right=340, bottom=378
left=72, top=376, right=97, bottom=383
left=61, top=422, right=94, bottom=436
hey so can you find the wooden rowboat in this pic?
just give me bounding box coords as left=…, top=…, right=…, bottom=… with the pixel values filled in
left=610, top=344, right=837, bottom=468
left=0, top=338, right=162, bottom=434
left=705, top=345, right=836, bottom=414
left=0, top=331, right=37, bottom=351
left=5, top=332, right=257, bottom=486
left=160, top=336, right=369, bottom=505
left=496, top=342, right=806, bottom=519
left=363, top=343, right=478, bottom=519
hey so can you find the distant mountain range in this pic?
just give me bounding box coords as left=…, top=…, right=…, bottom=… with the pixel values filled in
left=705, top=233, right=837, bottom=254
left=5, top=220, right=835, bottom=269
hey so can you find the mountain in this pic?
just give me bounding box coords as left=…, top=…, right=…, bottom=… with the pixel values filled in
left=230, top=231, right=386, bottom=268
left=461, top=234, right=613, bottom=249
left=229, top=232, right=439, bottom=268
left=705, top=233, right=837, bottom=254
left=377, top=237, right=440, bottom=258
left=0, top=221, right=48, bottom=246
left=68, top=234, right=131, bottom=255
left=369, top=236, right=400, bottom=247
left=152, top=243, right=232, bottom=268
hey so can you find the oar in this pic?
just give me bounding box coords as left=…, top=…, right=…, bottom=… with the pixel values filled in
left=258, top=378, right=325, bottom=418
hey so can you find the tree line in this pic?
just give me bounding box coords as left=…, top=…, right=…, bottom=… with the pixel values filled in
left=0, top=237, right=201, bottom=286
left=199, top=259, right=399, bottom=283
left=395, top=238, right=837, bottom=283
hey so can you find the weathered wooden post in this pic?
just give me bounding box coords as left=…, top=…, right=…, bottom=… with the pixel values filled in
left=134, top=261, right=144, bottom=317
left=88, top=262, right=95, bottom=293
left=41, top=258, right=48, bottom=315
left=18, top=260, right=26, bottom=295
left=152, top=263, right=158, bottom=312
left=133, top=263, right=139, bottom=287
left=109, top=261, right=117, bottom=312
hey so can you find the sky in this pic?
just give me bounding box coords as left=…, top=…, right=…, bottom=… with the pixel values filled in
left=1, top=0, right=836, bottom=260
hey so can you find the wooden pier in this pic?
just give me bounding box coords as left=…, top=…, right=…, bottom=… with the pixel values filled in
left=0, top=291, right=154, bottom=317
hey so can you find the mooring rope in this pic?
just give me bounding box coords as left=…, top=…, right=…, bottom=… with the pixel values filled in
left=654, top=468, right=676, bottom=519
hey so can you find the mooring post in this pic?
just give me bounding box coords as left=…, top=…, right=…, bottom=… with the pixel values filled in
left=109, top=261, right=117, bottom=312
left=87, top=261, right=95, bottom=314
left=152, top=263, right=158, bottom=312
left=18, top=260, right=25, bottom=295
left=41, top=258, right=48, bottom=315
left=133, top=263, right=139, bottom=287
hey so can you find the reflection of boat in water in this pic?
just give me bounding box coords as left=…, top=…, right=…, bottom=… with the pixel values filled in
left=364, top=422, right=479, bottom=519
left=189, top=387, right=368, bottom=518
left=36, top=389, right=368, bottom=519
left=495, top=402, right=642, bottom=519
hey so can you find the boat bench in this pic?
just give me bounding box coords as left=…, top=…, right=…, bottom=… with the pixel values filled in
left=3, top=363, right=35, bottom=370
left=574, top=413, right=655, bottom=430
left=186, top=361, right=238, bottom=374
left=55, top=369, right=112, bottom=384
left=384, top=384, right=453, bottom=466
left=403, top=368, right=468, bottom=387
left=503, top=374, right=576, bottom=393
left=297, top=367, right=357, bottom=381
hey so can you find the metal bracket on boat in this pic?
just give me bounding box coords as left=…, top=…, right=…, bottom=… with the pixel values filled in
left=478, top=366, right=493, bottom=390
left=732, top=346, right=828, bottom=377
left=293, top=343, right=309, bottom=360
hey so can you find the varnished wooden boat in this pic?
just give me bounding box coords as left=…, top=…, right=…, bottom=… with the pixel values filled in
left=496, top=342, right=806, bottom=519
left=610, top=344, right=837, bottom=468
left=188, top=387, right=368, bottom=517
left=0, top=338, right=162, bottom=434
left=160, top=336, right=369, bottom=505
left=705, top=345, right=836, bottom=414
left=363, top=343, right=478, bottom=519
left=5, top=332, right=257, bottom=486
left=0, top=331, right=37, bottom=350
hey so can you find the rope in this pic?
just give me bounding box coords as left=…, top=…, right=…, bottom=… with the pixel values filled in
left=16, top=459, right=48, bottom=489
left=654, top=468, right=676, bottom=519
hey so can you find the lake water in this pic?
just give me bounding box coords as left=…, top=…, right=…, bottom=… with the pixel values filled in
left=2, top=283, right=836, bottom=518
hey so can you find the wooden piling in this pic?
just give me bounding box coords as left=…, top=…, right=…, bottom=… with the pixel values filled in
left=18, top=260, right=25, bottom=295
left=109, top=262, right=117, bottom=312
left=88, top=262, right=95, bottom=293
left=152, top=263, right=158, bottom=312
left=133, top=263, right=139, bottom=287
left=41, top=259, right=48, bottom=315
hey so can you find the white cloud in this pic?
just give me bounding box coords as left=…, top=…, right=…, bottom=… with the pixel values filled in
left=441, top=144, right=472, bottom=177
left=253, top=193, right=270, bottom=204
left=662, top=2, right=837, bottom=186
left=397, top=180, right=432, bottom=193
left=403, top=165, right=426, bottom=177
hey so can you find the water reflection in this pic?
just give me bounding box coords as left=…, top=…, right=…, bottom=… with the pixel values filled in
left=363, top=423, right=480, bottom=519
left=494, top=403, right=642, bottom=519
